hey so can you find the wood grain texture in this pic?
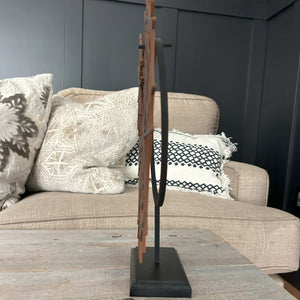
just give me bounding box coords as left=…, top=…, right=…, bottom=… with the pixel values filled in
left=0, top=230, right=293, bottom=299
left=137, top=0, right=156, bottom=263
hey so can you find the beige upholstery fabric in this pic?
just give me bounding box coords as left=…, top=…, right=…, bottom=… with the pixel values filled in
left=224, top=161, right=269, bottom=206
left=269, top=275, right=284, bottom=287
left=58, top=88, right=219, bottom=135
left=0, top=188, right=299, bottom=274
left=153, top=92, right=219, bottom=134
left=58, top=88, right=111, bottom=103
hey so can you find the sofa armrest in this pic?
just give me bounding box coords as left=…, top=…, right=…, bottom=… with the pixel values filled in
left=224, top=161, right=269, bottom=206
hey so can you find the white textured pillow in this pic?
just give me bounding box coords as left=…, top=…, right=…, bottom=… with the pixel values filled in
left=0, top=74, right=53, bottom=210
left=125, top=129, right=237, bottom=199
left=26, top=87, right=138, bottom=194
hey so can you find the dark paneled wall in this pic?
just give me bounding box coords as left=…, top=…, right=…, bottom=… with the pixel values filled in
left=0, top=0, right=82, bottom=92
left=0, top=0, right=300, bottom=218
left=257, top=2, right=300, bottom=217
left=82, top=1, right=178, bottom=92
left=174, top=11, right=252, bottom=161
left=82, top=1, right=143, bottom=90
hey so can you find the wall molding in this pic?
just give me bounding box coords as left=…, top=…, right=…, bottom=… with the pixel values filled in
left=242, top=20, right=268, bottom=164
left=112, top=0, right=296, bottom=19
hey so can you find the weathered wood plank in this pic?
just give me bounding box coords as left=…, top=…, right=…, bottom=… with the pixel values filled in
left=0, top=230, right=250, bottom=272
left=0, top=230, right=293, bottom=299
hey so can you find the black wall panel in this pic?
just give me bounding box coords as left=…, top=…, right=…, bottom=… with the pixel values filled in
left=242, top=20, right=268, bottom=164
left=0, top=0, right=82, bottom=92
left=115, top=0, right=295, bottom=20
left=256, top=2, right=300, bottom=211
left=82, top=0, right=144, bottom=90
left=82, top=1, right=177, bottom=91
left=174, top=11, right=252, bottom=161
left=155, top=7, right=178, bottom=92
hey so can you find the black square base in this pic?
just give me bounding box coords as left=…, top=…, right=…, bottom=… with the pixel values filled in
left=130, top=247, right=192, bottom=298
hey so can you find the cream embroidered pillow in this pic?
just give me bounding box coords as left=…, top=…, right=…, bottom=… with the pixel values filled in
left=125, top=129, right=237, bottom=199
left=27, top=88, right=138, bottom=194
left=0, top=74, right=53, bottom=210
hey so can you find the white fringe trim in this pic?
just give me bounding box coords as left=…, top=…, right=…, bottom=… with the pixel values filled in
left=127, top=128, right=238, bottom=201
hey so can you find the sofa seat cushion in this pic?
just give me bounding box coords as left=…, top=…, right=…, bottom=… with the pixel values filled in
left=0, top=188, right=299, bottom=274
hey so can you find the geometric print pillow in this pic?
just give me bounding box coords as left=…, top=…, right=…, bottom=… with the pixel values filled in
left=26, top=88, right=138, bottom=195
left=125, top=129, right=237, bottom=200
left=0, top=74, right=53, bottom=210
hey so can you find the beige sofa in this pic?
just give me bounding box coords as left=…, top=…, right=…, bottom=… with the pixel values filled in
left=0, top=88, right=299, bottom=277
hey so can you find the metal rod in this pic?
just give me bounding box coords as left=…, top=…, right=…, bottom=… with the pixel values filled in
left=151, top=38, right=170, bottom=265
left=155, top=38, right=169, bottom=207
left=155, top=204, right=160, bottom=264
left=139, top=43, right=172, bottom=49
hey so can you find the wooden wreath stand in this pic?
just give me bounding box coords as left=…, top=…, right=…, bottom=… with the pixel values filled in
left=129, top=36, right=192, bottom=298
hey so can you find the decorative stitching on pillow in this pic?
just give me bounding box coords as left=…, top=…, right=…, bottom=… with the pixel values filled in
left=27, top=88, right=138, bottom=195
left=125, top=128, right=237, bottom=199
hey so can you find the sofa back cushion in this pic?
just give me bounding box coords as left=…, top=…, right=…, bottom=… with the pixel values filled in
left=0, top=189, right=299, bottom=275
left=58, top=88, right=219, bottom=135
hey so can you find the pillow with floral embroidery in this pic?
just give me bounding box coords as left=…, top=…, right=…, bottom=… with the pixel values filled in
left=0, top=74, right=53, bottom=210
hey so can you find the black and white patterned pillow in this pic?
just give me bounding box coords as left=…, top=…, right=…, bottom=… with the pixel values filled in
left=0, top=74, right=53, bottom=210
left=125, top=129, right=237, bottom=199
